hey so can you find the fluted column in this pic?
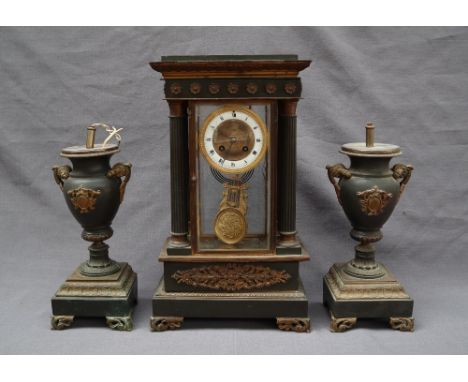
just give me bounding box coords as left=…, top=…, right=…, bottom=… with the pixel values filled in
left=168, top=100, right=190, bottom=247
left=278, top=100, right=298, bottom=246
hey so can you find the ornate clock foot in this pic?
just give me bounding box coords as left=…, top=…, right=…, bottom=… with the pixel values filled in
left=150, top=316, right=184, bottom=332
left=330, top=313, right=357, bottom=332
left=106, top=315, right=133, bottom=331
left=51, top=315, right=74, bottom=330
left=389, top=316, right=414, bottom=332
left=276, top=317, right=310, bottom=333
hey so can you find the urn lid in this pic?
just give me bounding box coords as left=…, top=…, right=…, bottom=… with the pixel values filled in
left=60, top=123, right=122, bottom=158
left=340, top=123, right=401, bottom=158
left=61, top=143, right=120, bottom=158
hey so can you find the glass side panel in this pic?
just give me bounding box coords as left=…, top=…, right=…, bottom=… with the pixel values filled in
left=195, top=102, right=272, bottom=252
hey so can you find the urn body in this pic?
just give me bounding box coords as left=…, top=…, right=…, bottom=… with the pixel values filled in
left=61, top=155, right=121, bottom=240
left=339, top=156, right=400, bottom=242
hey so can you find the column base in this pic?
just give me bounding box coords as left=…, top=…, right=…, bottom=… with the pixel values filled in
left=323, top=263, right=414, bottom=332
left=51, top=262, right=137, bottom=331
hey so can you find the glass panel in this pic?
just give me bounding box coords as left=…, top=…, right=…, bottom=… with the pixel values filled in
left=195, top=102, right=272, bottom=252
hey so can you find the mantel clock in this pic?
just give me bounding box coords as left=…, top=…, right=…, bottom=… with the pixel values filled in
left=149, top=55, right=311, bottom=332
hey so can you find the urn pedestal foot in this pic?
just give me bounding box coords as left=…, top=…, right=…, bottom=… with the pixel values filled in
left=330, top=313, right=357, bottom=333
left=51, top=315, right=75, bottom=330
left=389, top=316, right=414, bottom=332
left=150, top=316, right=184, bottom=332
left=323, top=263, right=414, bottom=331
left=106, top=313, right=134, bottom=331
left=151, top=278, right=310, bottom=332
left=51, top=262, right=137, bottom=330
left=276, top=317, right=310, bottom=332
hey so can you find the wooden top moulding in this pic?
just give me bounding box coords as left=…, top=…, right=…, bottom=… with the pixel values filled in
left=150, top=55, right=312, bottom=79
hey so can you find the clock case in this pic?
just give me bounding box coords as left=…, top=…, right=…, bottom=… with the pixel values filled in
left=149, top=55, right=311, bottom=332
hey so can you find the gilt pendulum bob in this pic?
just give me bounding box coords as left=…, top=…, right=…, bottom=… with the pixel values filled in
left=323, top=123, right=414, bottom=332
left=149, top=55, right=312, bottom=332
left=50, top=124, right=137, bottom=330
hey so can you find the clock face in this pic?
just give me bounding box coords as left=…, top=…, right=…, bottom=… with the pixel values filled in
left=200, top=106, right=268, bottom=174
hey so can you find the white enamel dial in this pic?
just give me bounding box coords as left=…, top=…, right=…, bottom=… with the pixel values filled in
left=199, top=106, right=268, bottom=174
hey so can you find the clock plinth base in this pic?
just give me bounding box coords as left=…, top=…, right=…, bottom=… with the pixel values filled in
left=51, top=262, right=137, bottom=331
left=323, top=263, right=414, bottom=332
left=151, top=279, right=309, bottom=332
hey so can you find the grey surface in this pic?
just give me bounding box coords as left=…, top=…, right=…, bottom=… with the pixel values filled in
left=0, top=26, right=467, bottom=354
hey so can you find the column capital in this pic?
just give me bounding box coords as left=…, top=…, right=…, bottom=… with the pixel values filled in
left=167, top=100, right=186, bottom=117
left=279, top=99, right=298, bottom=117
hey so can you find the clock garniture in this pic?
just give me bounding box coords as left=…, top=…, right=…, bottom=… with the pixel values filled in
left=149, top=55, right=311, bottom=332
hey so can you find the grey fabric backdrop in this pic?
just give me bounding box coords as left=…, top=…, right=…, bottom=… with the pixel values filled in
left=1, top=26, right=467, bottom=354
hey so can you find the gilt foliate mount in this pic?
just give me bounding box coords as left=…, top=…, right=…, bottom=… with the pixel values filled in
left=172, top=264, right=292, bottom=292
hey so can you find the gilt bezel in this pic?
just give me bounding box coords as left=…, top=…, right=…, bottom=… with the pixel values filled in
left=199, top=104, right=269, bottom=174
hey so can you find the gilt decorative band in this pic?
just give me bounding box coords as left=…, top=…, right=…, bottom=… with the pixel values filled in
left=172, top=264, right=292, bottom=291
left=164, top=78, right=301, bottom=99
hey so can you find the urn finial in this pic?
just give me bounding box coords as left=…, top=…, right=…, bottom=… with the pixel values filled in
left=86, top=125, right=96, bottom=148
left=365, top=122, right=375, bottom=147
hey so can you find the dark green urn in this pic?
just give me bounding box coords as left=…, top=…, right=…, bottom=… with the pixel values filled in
left=323, top=123, right=415, bottom=332
left=326, top=123, right=413, bottom=278
left=50, top=124, right=137, bottom=331
left=53, top=144, right=131, bottom=276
